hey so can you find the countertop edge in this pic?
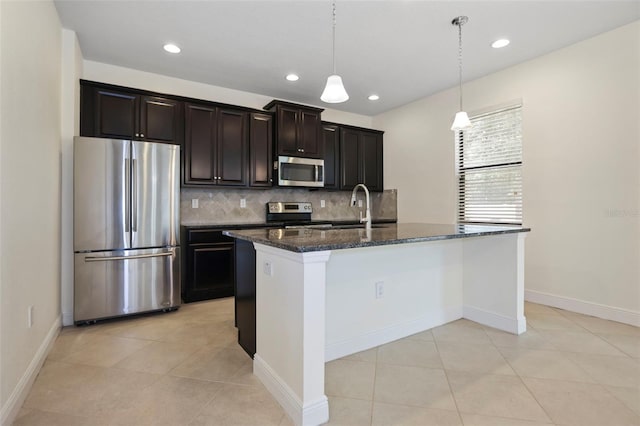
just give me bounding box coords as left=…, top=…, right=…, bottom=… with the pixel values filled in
left=223, top=224, right=531, bottom=253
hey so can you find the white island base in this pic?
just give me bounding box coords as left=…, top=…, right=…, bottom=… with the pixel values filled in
left=252, top=232, right=527, bottom=426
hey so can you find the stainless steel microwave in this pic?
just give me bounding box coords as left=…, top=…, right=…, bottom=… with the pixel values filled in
left=277, top=156, right=324, bottom=187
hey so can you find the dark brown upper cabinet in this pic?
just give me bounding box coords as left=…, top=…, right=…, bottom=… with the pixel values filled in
left=322, top=123, right=340, bottom=189
left=264, top=100, right=324, bottom=159
left=80, top=81, right=182, bottom=145
left=184, top=102, right=248, bottom=187
left=340, top=127, right=384, bottom=192
left=249, top=112, right=273, bottom=187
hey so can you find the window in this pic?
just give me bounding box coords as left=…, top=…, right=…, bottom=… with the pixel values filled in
left=457, top=105, right=522, bottom=225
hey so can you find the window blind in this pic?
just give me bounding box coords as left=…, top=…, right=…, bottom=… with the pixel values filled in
left=457, top=105, right=522, bottom=225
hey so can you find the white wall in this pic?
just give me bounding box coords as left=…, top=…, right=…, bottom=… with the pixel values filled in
left=82, top=61, right=374, bottom=129
left=374, top=21, right=640, bottom=321
left=60, top=30, right=83, bottom=326
left=0, top=0, right=63, bottom=423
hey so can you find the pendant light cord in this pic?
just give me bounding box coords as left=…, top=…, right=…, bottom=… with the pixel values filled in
left=457, top=19, right=463, bottom=111
left=332, top=0, right=337, bottom=75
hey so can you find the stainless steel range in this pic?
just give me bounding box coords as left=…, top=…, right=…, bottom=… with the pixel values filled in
left=266, top=202, right=331, bottom=228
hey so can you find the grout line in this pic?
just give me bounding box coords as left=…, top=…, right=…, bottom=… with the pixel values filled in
left=369, top=347, right=379, bottom=425
left=432, top=337, right=465, bottom=426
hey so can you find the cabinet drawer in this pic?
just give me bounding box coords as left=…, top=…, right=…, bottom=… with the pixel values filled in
left=186, top=229, right=234, bottom=244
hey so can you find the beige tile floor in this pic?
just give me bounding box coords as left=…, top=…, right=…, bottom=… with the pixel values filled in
left=14, top=299, right=640, bottom=426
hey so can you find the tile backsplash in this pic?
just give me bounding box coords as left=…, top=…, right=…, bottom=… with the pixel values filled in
left=181, top=187, right=397, bottom=225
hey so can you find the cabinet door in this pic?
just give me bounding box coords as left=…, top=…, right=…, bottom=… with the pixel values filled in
left=95, top=89, right=138, bottom=139
left=140, top=96, right=181, bottom=144
left=361, top=131, right=383, bottom=191
left=217, top=109, right=247, bottom=186
left=250, top=113, right=273, bottom=187
left=275, top=106, right=299, bottom=156
left=184, top=243, right=235, bottom=303
left=323, top=124, right=340, bottom=189
left=184, top=103, right=216, bottom=184
left=340, top=128, right=360, bottom=189
left=299, top=110, right=322, bottom=158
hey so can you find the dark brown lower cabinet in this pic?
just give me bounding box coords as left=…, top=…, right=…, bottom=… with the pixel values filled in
left=234, top=239, right=256, bottom=357
left=182, top=228, right=235, bottom=303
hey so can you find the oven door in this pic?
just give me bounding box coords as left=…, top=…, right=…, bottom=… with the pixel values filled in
left=278, top=156, right=324, bottom=187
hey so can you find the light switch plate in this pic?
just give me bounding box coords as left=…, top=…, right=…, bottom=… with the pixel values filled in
left=191, top=199, right=199, bottom=209
left=320, top=199, right=326, bottom=208
left=240, top=198, right=247, bottom=208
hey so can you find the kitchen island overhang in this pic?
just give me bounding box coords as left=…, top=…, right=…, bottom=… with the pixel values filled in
left=224, top=223, right=530, bottom=426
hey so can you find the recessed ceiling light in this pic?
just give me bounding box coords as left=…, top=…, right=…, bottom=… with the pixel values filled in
left=491, top=39, right=510, bottom=49
left=285, top=74, right=299, bottom=82
left=163, top=43, right=181, bottom=54
left=368, top=94, right=380, bottom=101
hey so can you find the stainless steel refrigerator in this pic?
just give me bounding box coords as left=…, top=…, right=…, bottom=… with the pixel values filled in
left=73, top=136, right=180, bottom=323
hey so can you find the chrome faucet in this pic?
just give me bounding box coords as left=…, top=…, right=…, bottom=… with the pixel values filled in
left=350, top=183, right=371, bottom=231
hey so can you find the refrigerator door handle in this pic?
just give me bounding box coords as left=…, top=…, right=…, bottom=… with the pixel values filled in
left=84, top=252, right=174, bottom=262
left=131, top=158, right=137, bottom=232
left=124, top=158, right=131, bottom=232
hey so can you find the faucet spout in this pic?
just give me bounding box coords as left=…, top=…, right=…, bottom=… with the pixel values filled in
left=350, top=184, right=371, bottom=231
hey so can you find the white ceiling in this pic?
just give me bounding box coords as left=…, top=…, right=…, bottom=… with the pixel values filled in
left=54, top=0, right=640, bottom=116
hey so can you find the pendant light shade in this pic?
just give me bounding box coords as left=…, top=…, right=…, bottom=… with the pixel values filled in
left=321, top=0, right=349, bottom=103
left=451, top=111, right=472, bottom=131
left=321, top=75, right=349, bottom=103
left=451, top=16, right=472, bottom=132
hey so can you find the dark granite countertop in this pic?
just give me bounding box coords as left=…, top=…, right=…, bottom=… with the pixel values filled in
left=182, top=218, right=397, bottom=230
left=223, top=223, right=531, bottom=253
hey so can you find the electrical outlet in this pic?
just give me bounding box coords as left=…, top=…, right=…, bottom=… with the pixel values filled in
left=263, top=260, right=273, bottom=276
left=320, top=199, right=326, bottom=208
left=358, top=200, right=363, bottom=208
left=375, top=282, right=384, bottom=299
left=240, top=198, right=247, bottom=208
left=191, top=199, right=199, bottom=209
left=28, top=305, right=34, bottom=328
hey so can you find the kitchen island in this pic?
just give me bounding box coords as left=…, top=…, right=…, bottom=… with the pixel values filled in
left=224, top=223, right=530, bottom=426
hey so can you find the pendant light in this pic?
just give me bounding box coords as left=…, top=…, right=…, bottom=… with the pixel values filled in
left=321, top=0, right=349, bottom=103
left=451, top=16, right=472, bottom=131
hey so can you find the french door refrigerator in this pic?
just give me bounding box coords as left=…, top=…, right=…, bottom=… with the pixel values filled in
left=73, top=136, right=180, bottom=323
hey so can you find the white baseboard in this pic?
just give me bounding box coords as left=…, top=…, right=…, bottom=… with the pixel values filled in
left=1, top=315, right=61, bottom=426
left=253, top=355, right=328, bottom=426
left=525, top=290, right=640, bottom=327
left=464, top=305, right=526, bottom=334
left=62, top=311, right=74, bottom=326
left=325, top=306, right=463, bottom=362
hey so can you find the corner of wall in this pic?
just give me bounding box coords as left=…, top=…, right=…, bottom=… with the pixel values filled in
left=60, top=28, right=83, bottom=327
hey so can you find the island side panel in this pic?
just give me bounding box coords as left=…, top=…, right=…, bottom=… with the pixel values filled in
left=252, top=243, right=331, bottom=426
left=325, top=240, right=464, bottom=361
left=462, top=233, right=527, bottom=334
